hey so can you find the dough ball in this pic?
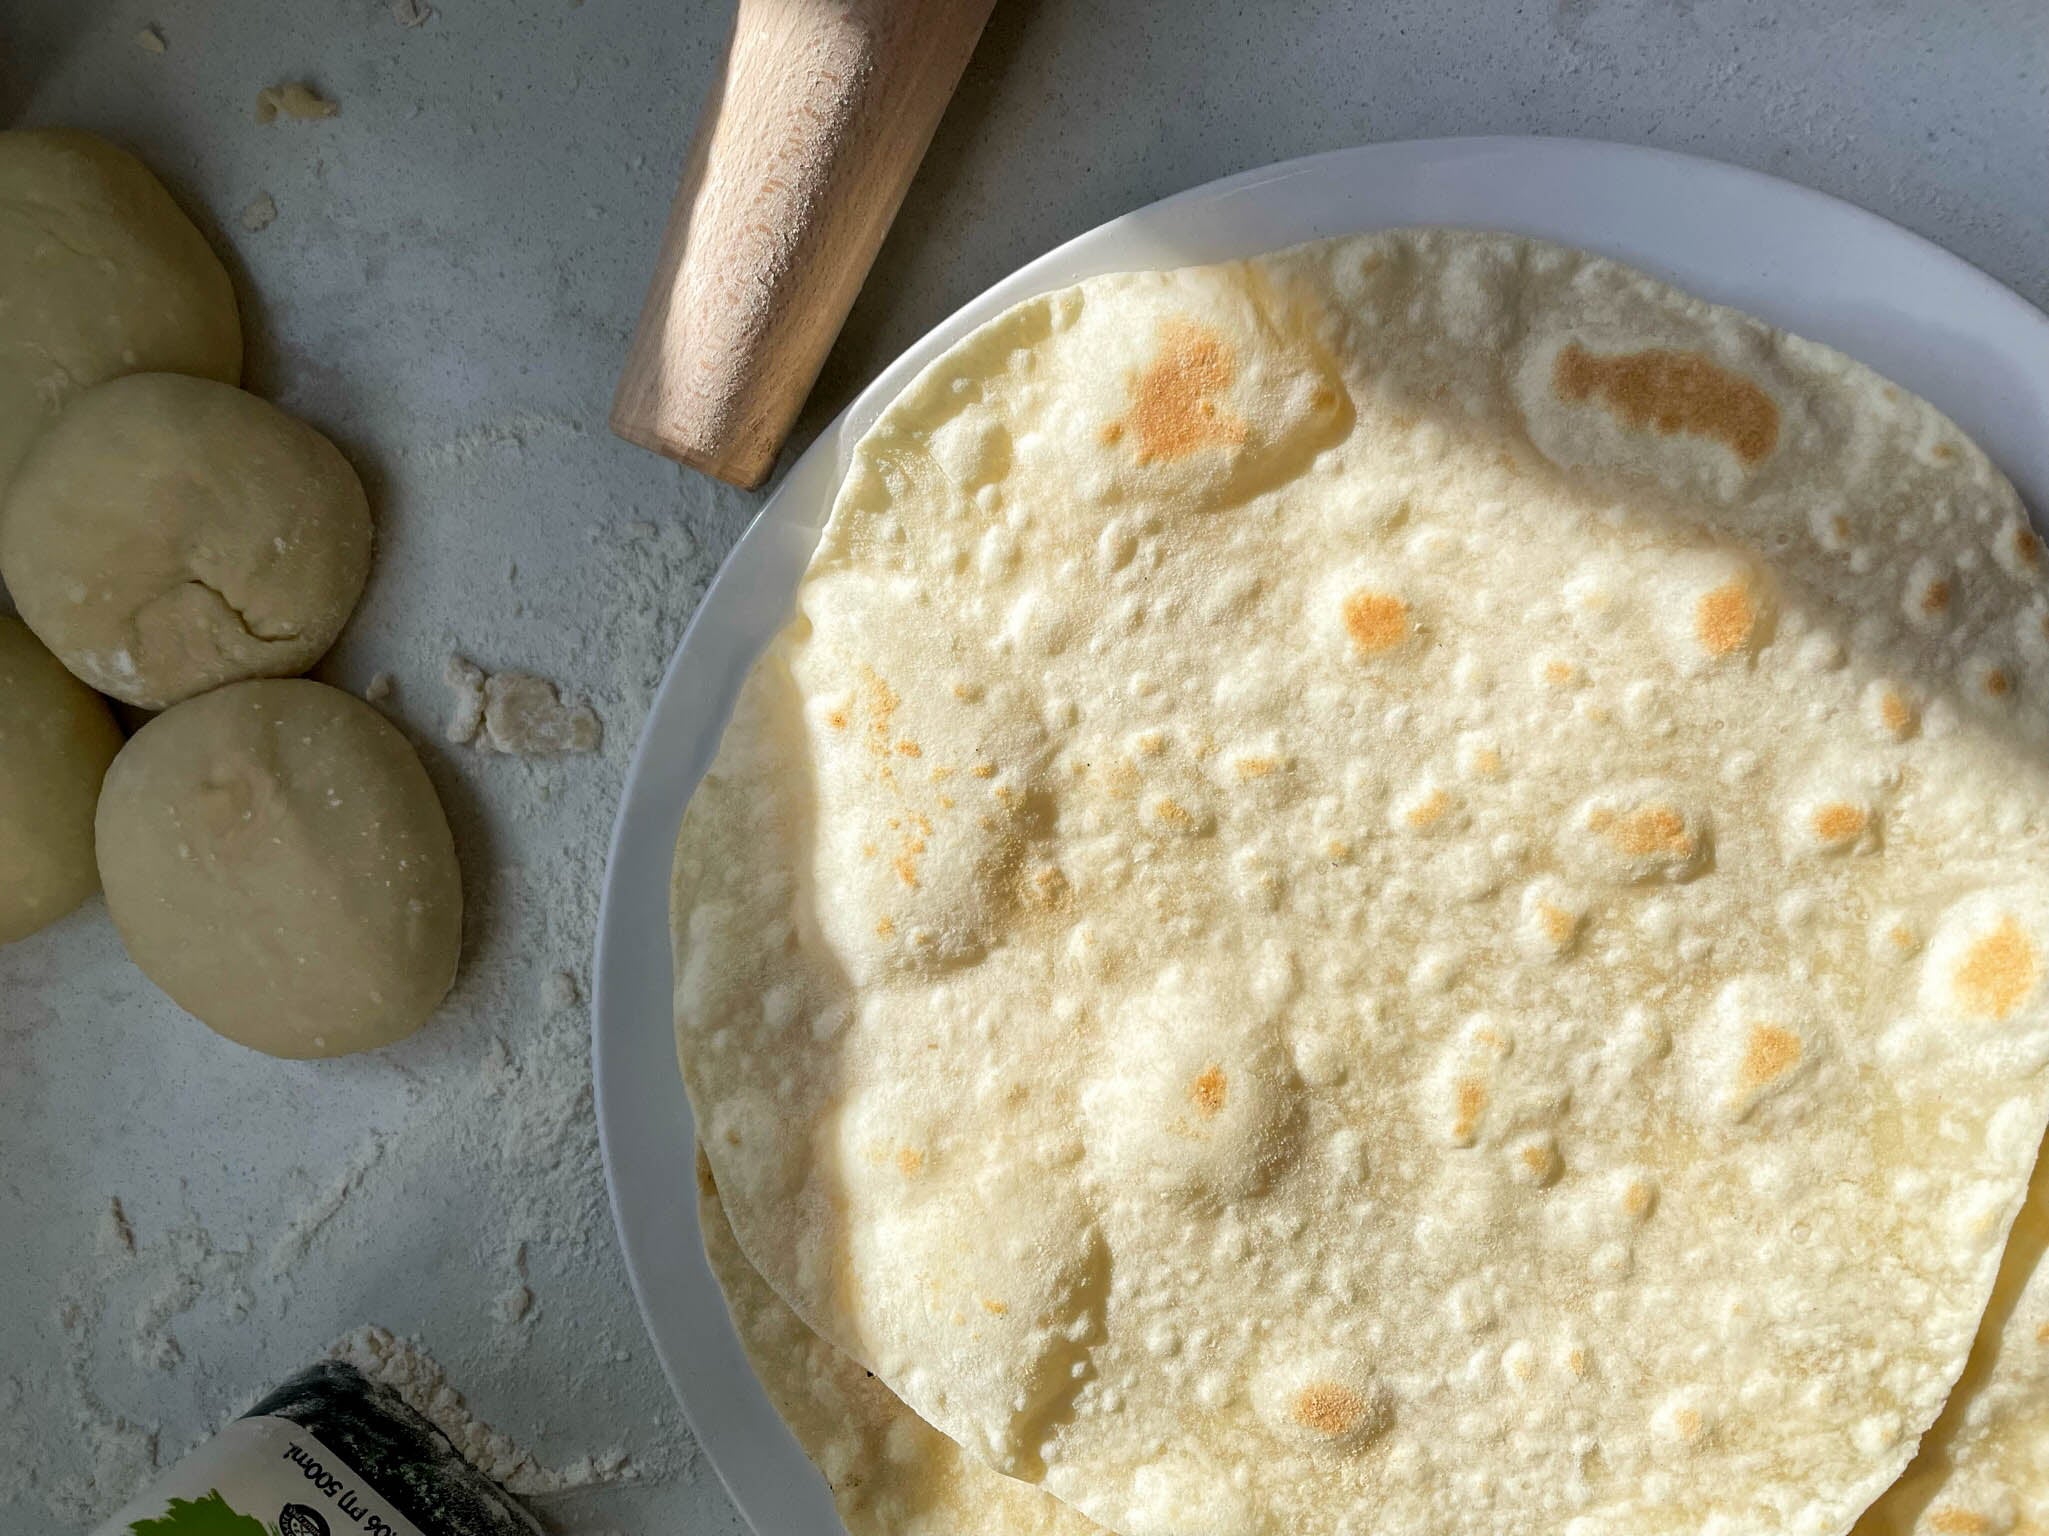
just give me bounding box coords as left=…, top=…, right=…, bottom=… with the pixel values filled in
left=2, top=374, right=372, bottom=708
left=0, top=129, right=241, bottom=494
left=0, top=615, right=123, bottom=944
left=95, top=680, right=462, bottom=1057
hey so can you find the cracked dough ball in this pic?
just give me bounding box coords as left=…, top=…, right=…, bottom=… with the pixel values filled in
left=0, top=616, right=123, bottom=944
left=0, top=128, right=241, bottom=494
left=96, top=680, right=461, bottom=1057
left=1, top=373, right=371, bottom=707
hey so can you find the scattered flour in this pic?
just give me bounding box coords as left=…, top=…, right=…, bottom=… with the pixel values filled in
left=391, top=0, right=434, bottom=26
left=133, top=26, right=166, bottom=53
left=241, top=193, right=279, bottom=232
left=330, top=1326, right=634, bottom=1497
left=366, top=670, right=396, bottom=704
left=4, top=493, right=727, bottom=1532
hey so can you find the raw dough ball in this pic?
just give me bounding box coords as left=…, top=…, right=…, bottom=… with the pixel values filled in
left=0, top=615, right=123, bottom=944
left=0, top=129, right=241, bottom=494
left=95, top=679, right=462, bottom=1057
left=2, top=374, right=373, bottom=707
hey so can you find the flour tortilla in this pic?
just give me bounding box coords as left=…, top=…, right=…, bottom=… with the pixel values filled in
left=674, top=229, right=2049, bottom=1536
left=1856, top=1139, right=2049, bottom=1536
left=697, top=1150, right=1104, bottom=1536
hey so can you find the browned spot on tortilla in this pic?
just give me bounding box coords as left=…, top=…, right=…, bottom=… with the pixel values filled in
left=875, top=915, right=895, bottom=937
left=1291, top=1382, right=1368, bottom=1438
left=1955, top=916, right=2041, bottom=1020
left=1099, top=421, right=1125, bottom=445
left=896, top=740, right=922, bottom=757
left=1931, top=442, right=1958, bottom=463
left=1406, top=788, right=1451, bottom=828
left=1538, top=901, right=1579, bottom=946
left=1343, top=590, right=1409, bottom=654
left=1113, top=318, right=1248, bottom=463
left=1592, top=804, right=1694, bottom=858
left=1673, top=1408, right=1704, bottom=1441
left=1453, top=1078, right=1488, bottom=1139
left=1880, top=688, right=1917, bottom=738
left=1190, top=1065, right=1228, bottom=1116
left=1543, top=659, right=1576, bottom=686
left=1739, top=1024, right=1802, bottom=1091
left=1520, top=1142, right=1558, bottom=1177
left=1922, top=578, right=1953, bottom=617
left=1621, top=1180, right=1657, bottom=1218
left=1153, top=796, right=1193, bottom=825
left=1930, top=1511, right=1989, bottom=1536
left=1327, top=839, right=1353, bottom=861
left=981, top=1296, right=1009, bottom=1315
left=1029, top=865, right=1068, bottom=905
left=893, top=853, right=920, bottom=887
left=1234, top=756, right=1279, bottom=780
left=1985, top=667, right=2014, bottom=698
left=1469, top=747, right=1503, bottom=777
left=896, top=1147, right=925, bottom=1176
left=970, top=762, right=997, bottom=778
left=1553, top=343, right=1779, bottom=464
left=825, top=707, right=849, bottom=729
left=2014, top=526, right=2044, bottom=568
left=1566, top=1347, right=1589, bottom=1377
left=2036, top=1319, right=2049, bottom=1345
left=1696, top=581, right=1756, bottom=656
left=1812, top=802, right=1867, bottom=845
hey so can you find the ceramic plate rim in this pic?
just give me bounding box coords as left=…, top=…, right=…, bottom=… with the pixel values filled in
left=592, top=133, right=2049, bottom=1536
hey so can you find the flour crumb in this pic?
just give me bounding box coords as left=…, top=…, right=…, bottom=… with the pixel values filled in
left=330, top=1325, right=637, bottom=1495
left=98, top=1196, right=136, bottom=1258
left=540, top=970, right=579, bottom=1010
left=255, top=82, right=339, bottom=123
left=444, top=654, right=486, bottom=743
left=241, top=193, right=279, bottom=232
left=134, top=26, right=167, bottom=53
left=493, top=1284, right=534, bottom=1325
left=365, top=670, right=395, bottom=704
left=391, top=0, right=434, bottom=25
left=446, top=662, right=602, bottom=755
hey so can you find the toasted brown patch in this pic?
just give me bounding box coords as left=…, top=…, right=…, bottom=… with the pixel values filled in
left=1539, top=901, right=1579, bottom=946
left=1695, top=581, right=1756, bottom=656
left=1114, top=318, right=1248, bottom=463
left=1621, top=1180, right=1657, bottom=1218
left=1520, top=1142, right=1559, bottom=1178
left=1594, top=804, right=1694, bottom=858
left=970, top=762, right=997, bottom=778
left=825, top=707, right=849, bottom=729
left=1542, top=659, right=1576, bottom=686
left=1739, top=1024, right=1802, bottom=1091
left=1291, top=1382, right=1368, bottom=1438
left=1955, top=916, right=2041, bottom=1020
left=1343, top=590, right=1410, bottom=654
left=1880, top=689, right=1917, bottom=738
left=1553, top=342, right=1779, bottom=464
left=1469, top=747, right=1503, bottom=777
left=1929, top=1511, right=1990, bottom=1536
left=2036, top=1319, right=2049, bottom=1345
left=980, top=1296, right=1009, bottom=1315
left=1028, top=865, right=1069, bottom=906
left=896, top=740, right=922, bottom=757
left=1153, top=796, right=1193, bottom=826
left=893, top=854, right=920, bottom=887
left=2014, top=526, right=2044, bottom=568
left=1234, top=756, right=1279, bottom=780
left=1406, top=788, right=1452, bottom=829
left=1566, top=1347, right=1589, bottom=1377
left=875, top=915, right=895, bottom=937
left=1985, top=667, right=2014, bottom=698
left=1921, top=578, right=1953, bottom=617
left=1812, top=802, right=1867, bottom=845
left=1453, top=1078, right=1488, bottom=1140
left=896, top=1147, right=925, bottom=1176
left=1190, top=1064, right=1229, bottom=1116
left=1673, top=1408, right=1704, bottom=1441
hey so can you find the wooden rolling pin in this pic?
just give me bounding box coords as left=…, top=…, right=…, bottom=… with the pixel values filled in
left=611, top=0, right=996, bottom=489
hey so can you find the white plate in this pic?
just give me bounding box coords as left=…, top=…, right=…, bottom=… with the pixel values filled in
left=592, top=135, right=2049, bottom=1536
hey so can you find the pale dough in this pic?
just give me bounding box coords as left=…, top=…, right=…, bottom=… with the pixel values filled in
left=95, top=679, right=462, bottom=1057
left=0, top=615, right=123, bottom=945
left=1, top=373, right=372, bottom=708
left=0, top=128, right=240, bottom=495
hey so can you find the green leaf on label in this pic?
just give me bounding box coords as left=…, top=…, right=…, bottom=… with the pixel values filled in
left=129, top=1489, right=275, bottom=1536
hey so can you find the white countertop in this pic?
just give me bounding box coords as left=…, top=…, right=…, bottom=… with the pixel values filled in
left=3, top=2, right=2043, bottom=1532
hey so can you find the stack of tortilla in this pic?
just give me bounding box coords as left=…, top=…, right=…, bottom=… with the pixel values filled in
left=672, top=229, right=2049, bottom=1536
